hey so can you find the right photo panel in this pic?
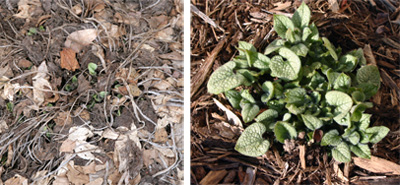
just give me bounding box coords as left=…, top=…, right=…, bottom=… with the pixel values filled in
left=190, top=1, right=399, bottom=184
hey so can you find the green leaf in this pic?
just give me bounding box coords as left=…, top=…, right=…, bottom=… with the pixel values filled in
left=292, top=2, right=311, bottom=28
left=309, top=23, right=319, bottom=41
left=238, top=41, right=256, bottom=56
left=261, top=81, right=274, bottom=102
left=285, top=88, right=307, bottom=105
left=207, top=61, right=247, bottom=94
left=350, top=143, right=371, bottom=159
left=290, top=43, right=309, bottom=57
left=321, top=129, right=342, bottom=146
left=349, top=48, right=366, bottom=66
left=332, top=142, right=351, bottom=163
left=286, top=103, right=306, bottom=115
left=235, top=122, right=270, bottom=157
left=352, top=91, right=365, bottom=103
left=274, top=121, right=297, bottom=143
left=348, top=131, right=360, bottom=145
left=334, top=73, right=351, bottom=90
left=302, top=27, right=312, bottom=41
left=240, top=89, right=256, bottom=104
left=282, top=113, right=292, bottom=121
left=325, top=91, right=353, bottom=120
left=29, top=27, right=38, bottom=34
left=267, top=99, right=285, bottom=112
left=255, top=109, right=278, bottom=124
left=334, top=113, right=351, bottom=126
left=264, top=39, right=285, bottom=55
left=358, top=114, right=371, bottom=131
left=357, top=83, right=379, bottom=100
left=356, top=65, right=380, bottom=90
left=269, top=47, right=301, bottom=81
left=339, top=54, right=358, bottom=72
left=273, top=15, right=295, bottom=39
left=88, top=62, right=97, bottom=76
left=326, top=69, right=341, bottom=89
left=225, top=90, right=242, bottom=109
left=301, top=114, right=323, bottom=130
left=253, top=53, right=271, bottom=70
left=366, top=126, right=390, bottom=144
left=350, top=103, right=372, bottom=122
left=236, top=69, right=256, bottom=85
left=322, top=37, right=338, bottom=61
left=241, top=103, right=259, bottom=123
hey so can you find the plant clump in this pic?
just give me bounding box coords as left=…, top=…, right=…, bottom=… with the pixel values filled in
left=207, top=2, right=389, bottom=162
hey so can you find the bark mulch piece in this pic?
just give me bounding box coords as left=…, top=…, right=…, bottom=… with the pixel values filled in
left=191, top=0, right=400, bottom=184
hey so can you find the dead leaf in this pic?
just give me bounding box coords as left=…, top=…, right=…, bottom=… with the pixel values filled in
left=66, top=161, right=90, bottom=185
left=60, top=48, right=80, bottom=71
left=32, top=62, right=52, bottom=105
left=18, top=59, right=32, bottom=68
left=0, top=77, right=20, bottom=101
left=114, top=12, right=140, bottom=26
left=4, top=174, right=28, bottom=185
left=52, top=176, right=69, bottom=185
left=54, top=112, right=73, bottom=126
left=32, top=171, right=51, bottom=185
left=0, top=120, right=8, bottom=134
left=60, top=139, right=76, bottom=153
left=155, top=27, right=174, bottom=41
left=13, top=0, right=41, bottom=19
left=102, top=128, right=119, bottom=140
left=65, top=29, right=98, bottom=53
left=153, top=128, right=168, bottom=143
left=86, top=178, right=103, bottom=185
left=80, top=162, right=97, bottom=174
left=353, top=156, right=400, bottom=175
left=158, top=51, right=183, bottom=61
left=77, top=74, right=91, bottom=94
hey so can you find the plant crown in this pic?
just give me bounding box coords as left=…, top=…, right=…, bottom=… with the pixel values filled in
left=207, top=3, right=389, bottom=162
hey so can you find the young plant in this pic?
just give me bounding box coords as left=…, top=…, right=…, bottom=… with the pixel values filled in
left=88, top=63, right=97, bottom=76
left=207, top=2, right=389, bottom=162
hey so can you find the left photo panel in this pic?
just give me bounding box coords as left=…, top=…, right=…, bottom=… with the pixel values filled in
left=0, top=0, right=183, bottom=184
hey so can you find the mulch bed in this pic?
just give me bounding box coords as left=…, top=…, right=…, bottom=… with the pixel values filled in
left=190, top=0, right=400, bottom=184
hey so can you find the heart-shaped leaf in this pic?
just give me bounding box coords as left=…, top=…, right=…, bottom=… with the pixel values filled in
left=261, top=81, right=274, bottom=102
left=273, top=15, right=295, bottom=39
left=241, top=103, right=259, bottom=123
left=207, top=61, right=247, bottom=94
left=235, top=122, right=270, bottom=157
left=274, top=121, right=297, bottom=143
left=321, top=129, right=342, bottom=146
left=255, top=109, right=278, bottom=124
left=301, top=114, right=323, bottom=130
left=292, top=2, right=311, bottom=28
left=326, top=91, right=353, bottom=120
left=332, top=142, right=351, bottom=163
left=366, top=126, right=390, bottom=144
left=350, top=143, right=371, bottom=159
left=269, top=47, right=301, bottom=81
left=225, top=90, right=242, bottom=109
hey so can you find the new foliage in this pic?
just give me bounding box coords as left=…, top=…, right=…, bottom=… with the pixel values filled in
left=207, top=3, right=389, bottom=162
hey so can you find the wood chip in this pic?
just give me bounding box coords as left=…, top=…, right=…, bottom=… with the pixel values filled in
left=353, top=156, right=400, bottom=175
left=199, top=170, right=228, bottom=185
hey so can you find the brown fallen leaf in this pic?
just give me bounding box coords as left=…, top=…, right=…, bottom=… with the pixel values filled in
left=4, top=174, right=28, bottom=185
left=60, top=48, right=80, bottom=71
left=60, top=139, right=76, bottom=153
left=353, top=156, right=400, bottom=175
left=65, top=29, right=98, bottom=53
left=54, top=112, right=73, bottom=126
